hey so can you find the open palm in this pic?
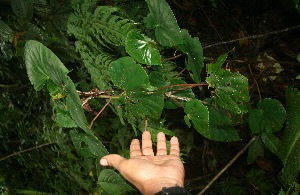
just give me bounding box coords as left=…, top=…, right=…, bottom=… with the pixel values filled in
left=100, top=131, right=185, bottom=194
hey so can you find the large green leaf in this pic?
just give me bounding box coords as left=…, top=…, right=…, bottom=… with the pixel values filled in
left=25, top=40, right=69, bottom=91
left=249, top=98, right=286, bottom=134
left=98, top=169, right=134, bottom=195
left=144, top=0, right=183, bottom=46
left=10, top=0, right=33, bottom=21
left=279, top=88, right=300, bottom=185
left=110, top=57, right=150, bottom=91
left=178, top=29, right=204, bottom=83
left=70, top=130, right=108, bottom=159
left=125, top=30, right=161, bottom=65
left=206, top=54, right=250, bottom=114
left=25, top=40, right=92, bottom=135
left=0, top=20, right=13, bottom=41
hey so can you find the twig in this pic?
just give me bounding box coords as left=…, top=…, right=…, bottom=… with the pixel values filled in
left=203, top=25, right=300, bottom=49
left=175, top=68, right=186, bottom=79
left=0, top=142, right=54, bottom=162
left=0, top=83, right=19, bottom=88
left=89, top=96, right=112, bottom=129
left=198, top=136, right=257, bottom=195
left=156, top=83, right=207, bottom=92
left=163, top=54, right=182, bottom=61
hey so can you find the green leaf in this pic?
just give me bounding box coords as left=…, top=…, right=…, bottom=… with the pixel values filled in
left=247, top=136, right=264, bottom=165
left=25, top=40, right=69, bottom=91
left=125, top=30, right=161, bottom=65
left=110, top=57, right=150, bottom=91
left=65, top=78, right=93, bottom=135
left=178, top=29, right=204, bottom=83
left=144, top=0, right=183, bottom=46
left=261, top=133, right=280, bottom=155
left=297, top=53, right=300, bottom=63
left=279, top=88, right=300, bottom=185
left=98, top=169, right=134, bottom=195
left=206, top=53, right=250, bottom=114
left=249, top=98, right=286, bottom=134
left=70, top=130, right=108, bottom=159
left=25, top=40, right=92, bottom=135
left=10, top=0, right=33, bottom=21
left=184, top=99, right=210, bottom=138
left=125, top=91, right=164, bottom=119
left=0, top=20, right=13, bottom=41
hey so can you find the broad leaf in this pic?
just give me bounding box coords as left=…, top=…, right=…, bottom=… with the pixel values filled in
left=11, top=0, right=33, bottom=21
left=70, top=130, right=108, bottom=159
left=25, top=40, right=92, bottom=135
left=25, top=40, right=69, bottom=91
left=206, top=54, right=250, bottom=114
left=110, top=57, right=150, bottom=91
left=249, top=98, right=286, bottom=134
left=144, top=0, right=183, bottom=46
left=279, top=88, right=300, bottom=185
left=125, top=30, right=161, bottom=65
left=98, top=169, right=134, bottom=194
left=178, top=29, right=204, bottom=83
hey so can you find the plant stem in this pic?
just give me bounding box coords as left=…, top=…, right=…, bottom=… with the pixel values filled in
left=198, top=136, right=257, bottom=195
left=0, top=142, right=54, bottom=162
left=89, top=97, right=112, bottom=129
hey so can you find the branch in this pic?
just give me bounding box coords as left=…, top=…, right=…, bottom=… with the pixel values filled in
left=203, top=25, right=300, bottom=49
left=0, top=142, right=54, bottom=162
left=198, top=136, right=257, bottom=195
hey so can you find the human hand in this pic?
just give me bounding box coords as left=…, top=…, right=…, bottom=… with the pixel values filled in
left=100, top=131, right=185, bottom=195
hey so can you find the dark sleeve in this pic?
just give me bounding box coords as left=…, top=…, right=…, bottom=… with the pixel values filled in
left=155, top=186, right=192, bottom=195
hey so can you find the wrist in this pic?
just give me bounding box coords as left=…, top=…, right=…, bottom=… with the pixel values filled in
left=140, top=178, right=184, bottom=195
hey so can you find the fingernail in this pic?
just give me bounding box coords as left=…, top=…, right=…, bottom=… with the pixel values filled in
left=100, top=158, right=108, bottom=166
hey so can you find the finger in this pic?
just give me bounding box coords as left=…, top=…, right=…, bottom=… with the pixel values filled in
left=170, top=136, right=180, bottom=157
left=142, top=131, right=154, bottom=156
left=130, top=139, right=142, bottom=158
left=156, top=132, right=167, bottom=156
left=100, top=154, right=126, bottom=170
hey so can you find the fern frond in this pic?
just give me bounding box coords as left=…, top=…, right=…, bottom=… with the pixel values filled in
left=75, top=40, right=114, bottom=89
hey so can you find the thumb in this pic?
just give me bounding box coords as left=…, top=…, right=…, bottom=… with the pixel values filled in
left=100, top=154, right=126, bottom=170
